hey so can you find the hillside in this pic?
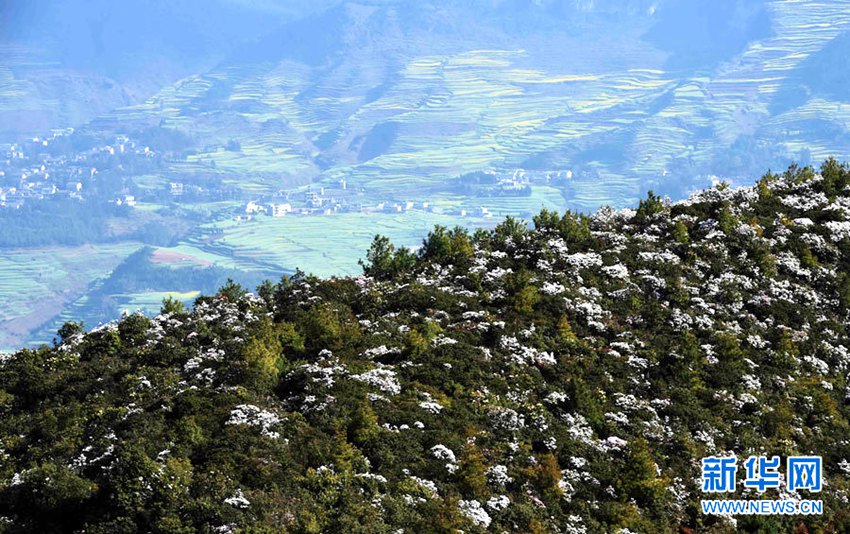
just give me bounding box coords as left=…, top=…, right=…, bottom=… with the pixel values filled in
left=1, top=160, right=850, bottom=532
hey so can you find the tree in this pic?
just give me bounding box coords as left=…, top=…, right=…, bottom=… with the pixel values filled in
left=456, top=443, right=489, bottom=498
left=240, top=317, right=285, bottom=390
left=534, top=209, right=593, bottom=247
left=671, top=220, right=689, bottom=244
left=300, top=301, right=361, bottom=353
left=494, top=216, right=527, bottom=241
left=514, top=284, right=540, bottom=315
left=635, top=190, right=665, bottom=223
left=218, top=278, right=247, bottom=301
left=820, top=156, right=849, bottom=200
left=361, top=235, right=395, bottom=278
left=348, top=397, right=380, bottom=445
left=161, top=296, right=187, bottom=315
left=56, top=321, right=84, bottom=343
left=360, top=235, right=417, bottom=280
left=617, top=439, right=670, bottom=520
left=556, top=314, right=577, bottom=344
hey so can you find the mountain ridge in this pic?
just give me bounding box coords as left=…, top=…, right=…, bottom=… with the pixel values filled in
left=1, top=160, right=849, bottom=532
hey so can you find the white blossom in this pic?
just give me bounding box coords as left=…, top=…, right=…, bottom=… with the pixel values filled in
left=487, top=495, right=510, bottom=511
left=226, top=405, right=282, bottom=439
left=430, top=444, right=456, bottom=463
left=458, top=500, right=491, bottom=528
left=224, top=488, right=250, bottom=508
left=352, top=368, right=401, bottom=395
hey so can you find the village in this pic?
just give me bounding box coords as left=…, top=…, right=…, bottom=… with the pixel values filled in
left=233, top=168, right=576, bottom=222
left=0, top=130, right=155, bottom=209
left=0, top=128, right=577, bottom=225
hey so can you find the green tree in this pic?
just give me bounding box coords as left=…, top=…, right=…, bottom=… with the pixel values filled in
left=56, top=321, right=84, bottom=343
left=635, top=190, right=665, bottom=223
left=360, top=235, right=417, bottom=280
left=671, top=220, right=689, bottom=244
left=820, top=156, right=849, bottom=199
left=160, top=296, right=187, bottom=316
left=218, top=278, right=247, bottom=301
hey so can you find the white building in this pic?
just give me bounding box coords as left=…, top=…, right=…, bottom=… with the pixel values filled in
left=247, top=201, right=266, bottom=214
left=269, top=203, right=293, bottom=217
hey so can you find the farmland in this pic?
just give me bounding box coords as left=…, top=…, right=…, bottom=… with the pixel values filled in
left=4, top=0, right=850, bottom=348
left=0, top=243, right=143, bottom=350
left=199, top=211, right=498, bottom=278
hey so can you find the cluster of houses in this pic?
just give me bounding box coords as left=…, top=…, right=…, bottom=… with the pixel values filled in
left=114, top=195, right=137, bottom=207
left=0, top=130, right=157, bottom=209
left=236, top=187, right=498, bottom=222
left=0, top=180, right=83, bottom=208
left=2, top=126, right=578, bottom=225
left=500, top=168, right=573, bottom=186
left=168, top=182, right=209, bottom=198
left=454, top=168, right=575, bottom=199
left=240, top=200, right=293, bottom=218
left=227, top=166, right=576, bottom=223
left=235, top=182, right=350, bottom=221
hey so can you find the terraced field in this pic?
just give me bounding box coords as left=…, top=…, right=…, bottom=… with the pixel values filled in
left=82, top=0, right=850, bottom=211
left=450, top=185, right=570, bottom=217
left=0, top=243, right=143, bottom=350
left=114, top=291, right=202, bottom=312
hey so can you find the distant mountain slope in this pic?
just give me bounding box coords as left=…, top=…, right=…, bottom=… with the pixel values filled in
left=1, top=161, right=849, bottom=532
left=0, top=0, right=331, bottom=138
left=70, top=0, right=850, bottom=208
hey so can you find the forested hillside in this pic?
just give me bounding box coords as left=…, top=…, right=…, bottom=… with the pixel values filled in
left=2, top=161, right=850, bottom=532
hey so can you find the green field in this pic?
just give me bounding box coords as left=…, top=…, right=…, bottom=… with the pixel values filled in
left=202, top=212, right=497, bottom=277
left=115, top=290, right=202, bottom=313
left=0, top=243, right=143, bottom=350
left=150, top=243, right=252, bottom=271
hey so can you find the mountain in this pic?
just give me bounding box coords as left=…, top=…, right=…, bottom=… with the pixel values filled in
left=1, top=161, right=849, bottom=532
left=0, top=0, right=330, bottom=138
left=10, top=0, right=850, bottom=199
